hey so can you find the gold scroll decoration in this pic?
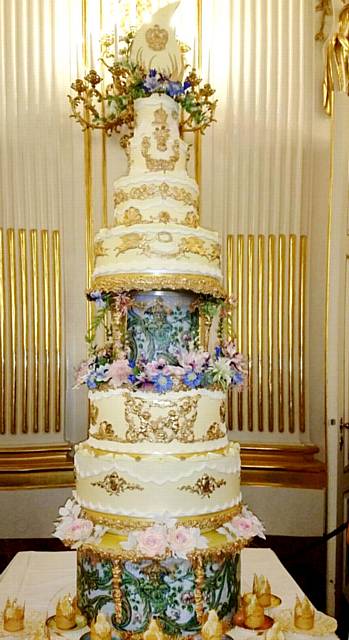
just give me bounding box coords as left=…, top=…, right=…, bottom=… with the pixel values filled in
left=0, top=228, right=63, bottom=435
left=226, top=234, right=307, bottom=437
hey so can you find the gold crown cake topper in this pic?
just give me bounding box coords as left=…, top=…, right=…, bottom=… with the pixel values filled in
left=130, top=2, right=184, bottom=80
left=294, top=595, right=315, bottom=630
left=201, top=609, right=224, bottom=640
left=90, top=612, right=112, bottom=640
left=253, top=573, right=272, bottom=607
left=3, top=598, right=25, bottom=632
left=55, top=594, right=76, bottom=630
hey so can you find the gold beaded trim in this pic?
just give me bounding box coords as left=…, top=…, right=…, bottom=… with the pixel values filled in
left=78, top=536, right=248, bottom=565
left=89, top=273, right=226, bottom=299
left=81, top=503, right=241, bottom=533
left=112, top=560, right=123, bottom=622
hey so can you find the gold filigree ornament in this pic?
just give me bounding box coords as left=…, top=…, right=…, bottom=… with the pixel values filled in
left=94, top=421, right=116, bottom=439
left=90, top=403, right=99, bottom=426
left=92, top=472, right=144, bottom=496
left=205, top=422, right=225, bottom=440
left=112, top=560, right=123, bottom=622
left=145, top=24, right=169, bottom=51
left=179, top=237, right=221, bottom=265
left=141, top=136, right=180, bottom=171
left=114, top=232, right=148, bottom=257
left=124, top=393, right=199, bottom=443
left=90, top=273, right=226, bottom=300
left=219, top=401, right=226, bottom=422
left=95, top=240, right=109, bottom=257
left=152, top=106, right=170, bottom=151
left=179, top=474, right=226, bottom=498
left=121, top=207, right=143, bottom=226
left=113, top=182, right=199, bottom=212
left=184, top=211, right=200, bottom=228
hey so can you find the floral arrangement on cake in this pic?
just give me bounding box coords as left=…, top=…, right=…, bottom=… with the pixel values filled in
left=75, top=292, right=247, bottom=393
left=68, top=28, right=217, bottom=135
left=53, top=495, right=265, bottom=557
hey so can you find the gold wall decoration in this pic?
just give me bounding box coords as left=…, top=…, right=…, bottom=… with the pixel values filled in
left=315, top=0, right=333, bottom=42
left=323, top=2, right=349, bottom=115
left=0, top=228, right=63, bottom=436
left=227, top=234, right=307, bottom=438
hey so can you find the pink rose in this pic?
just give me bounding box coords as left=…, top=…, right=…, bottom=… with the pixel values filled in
left=228, top=516, right=255, bottom=539
left=168, top=526, right=208, bottom=559
left=61, top=517, right=94, bottom=542
left=108, top=359, right=132, bottom=388
left=136, top=526, right=168, bottom=556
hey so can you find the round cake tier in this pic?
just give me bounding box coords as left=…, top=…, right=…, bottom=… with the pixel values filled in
left=113, top=173, right=199, bottom=227
left=92, top=223, right=225, bottom=298
left=77, top=536, right=243, bottom=637
left=75, top=444, right=241, bottom=520
left=127, top=95, right=189, bottom=176
left=88, top=388, right=228, bottom=455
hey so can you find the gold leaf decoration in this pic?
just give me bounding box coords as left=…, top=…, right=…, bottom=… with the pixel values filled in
left=92, top=472, right=144, bottom=496
left=179, top=474, right=226, bottom=498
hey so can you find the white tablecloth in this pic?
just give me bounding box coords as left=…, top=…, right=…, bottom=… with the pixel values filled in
left=0, top=548, right=335, bottom=638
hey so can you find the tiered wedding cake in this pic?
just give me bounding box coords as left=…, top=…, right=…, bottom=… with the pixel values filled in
left=55, top=7, right=264, bottom=639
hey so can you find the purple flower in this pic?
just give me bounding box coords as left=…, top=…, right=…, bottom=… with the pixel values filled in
left=183, top=79, right=191, bottom=90
left=95, top=364, right=110, bottom=382
left=231, top=371, right=244, bottom=386
left=89, top=291, right=106, bottom=309
left=149, top=68, right=157, bottom=77
left=86, top=373, right=97, bottom=389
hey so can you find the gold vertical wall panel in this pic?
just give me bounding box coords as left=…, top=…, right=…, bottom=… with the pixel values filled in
left=0, top=228, right=63, bottom=436
left=53, top=231, right=62, bottom=433
left=247, top=235, right=254, bottom=431
left=0, top=230, right=4, bottom=435
left=18, top=230, right=29, bottom=433
left=288, top=235, right=296, bottom=433
left=299, top=236, right=307, bottom=432
left=30, top=230, right=39, bottom=433
left=41, top=230, right=51, bottom=433
left=226, top=234, right=307, bottom=437
left=257, top=235, right=264, bottom=432
left=268, top=235, right=275, bottom=432
left=278, top=235, right=286, bottom=433
left=237, top=235, right=244, bottom=430
left=7, top=229, right=17, bottom=435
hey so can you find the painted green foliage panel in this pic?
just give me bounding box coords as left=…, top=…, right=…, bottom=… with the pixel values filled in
left=77, top=552, right=240, bottom=637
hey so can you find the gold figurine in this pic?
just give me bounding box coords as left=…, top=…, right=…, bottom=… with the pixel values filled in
left=323, top=3, right=349, bottom=115
left=55, top=594, right=76, bottom=630
left=3, top=598, right=25, bottom=632
left=294, top=595, right=315, bottom=630
left=201, top=610, right=224, bottom=640
left=90, top=612, right=112, bottom=640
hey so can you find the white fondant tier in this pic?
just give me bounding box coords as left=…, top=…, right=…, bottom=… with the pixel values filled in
left=75, top=444, right=241, bottom=520
left=127, top=95, right=188, bottom=176
left=93, top=223, right=222, bottom=287
left=113, top=173, right=199, bottom=227
left=88, top=388, right=228, bottom=455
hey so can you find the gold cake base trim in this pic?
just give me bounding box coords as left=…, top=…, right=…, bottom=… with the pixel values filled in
left=78, top=535, right=248, bottom=564
left=89, top=273, right=226, bottom=299
left=82, top=504, right=242, bottom=533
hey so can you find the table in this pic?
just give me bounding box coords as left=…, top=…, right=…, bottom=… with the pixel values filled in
left=0, top=549, right=337, bottom=639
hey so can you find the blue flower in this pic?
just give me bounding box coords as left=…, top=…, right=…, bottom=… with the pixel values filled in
left=153, top=373, right=173, bottom=393
left=143, top=73, right=162, bottom=92
left=215, top=346, right=222, bottom=358
left=89, top=291, right=106, bottom=309
left=86, top=373, right=97, bottom=389
left=128, top=374, right=137, bottom=384
left=231, top=371, right=244, bottom=386
left=166, top=81, right=184, bottom=97
left=149, top=68, right=157, bottom=77
left=95, top=364, right=110, bottom=382
left=129, top=359, right=136, bottom=369
left=183, top=79, right=191, bottom=91
left=183, top=371, right=203, bottom=388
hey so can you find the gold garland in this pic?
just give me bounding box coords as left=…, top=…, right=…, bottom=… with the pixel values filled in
left=89, top=273, right=226, bottom=299
left=82, top=503, right=241, bottom=533
left=112, top=560, right=123, bottom=622
left=193, top=554, right=205, bottom=624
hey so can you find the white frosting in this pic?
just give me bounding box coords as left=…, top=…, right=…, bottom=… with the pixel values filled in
left=88, top=388, right=228, bottom=455
left=75, top=444, right=241, bottom=519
